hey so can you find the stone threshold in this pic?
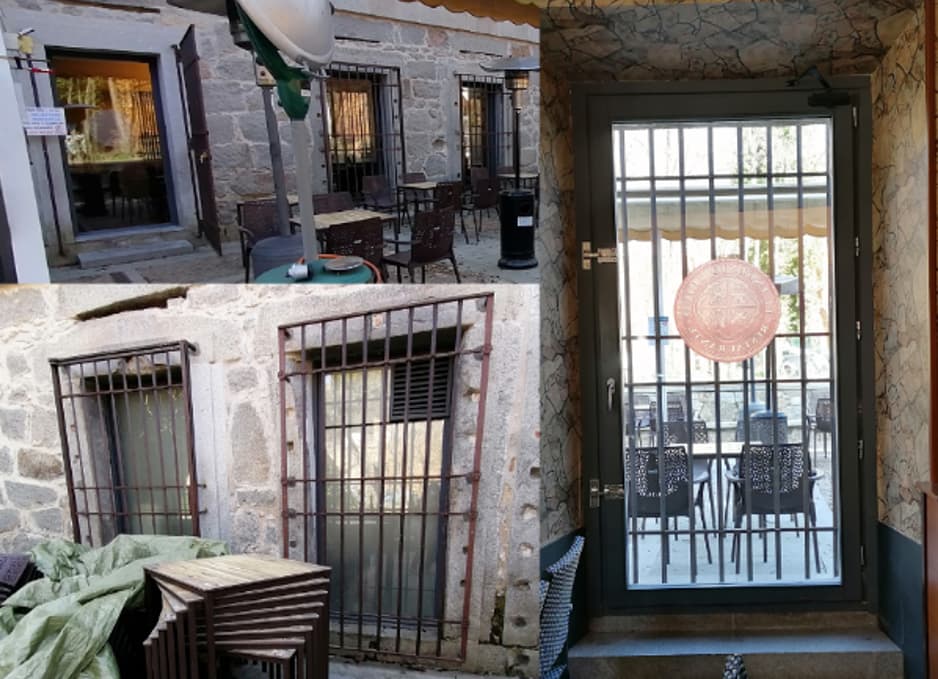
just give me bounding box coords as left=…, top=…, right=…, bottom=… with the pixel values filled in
left=72, top=222, right=183, bottom=243
left=569, top=612, right=903, bottom=679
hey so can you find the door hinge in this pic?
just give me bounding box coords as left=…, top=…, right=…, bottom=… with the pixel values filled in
left=860, top=544, right=866, bottom=568
left=852, top=106, right=858, bottom=128
left=589, top=478, right=625, bottom=509
left=856, top=321, right=861, bottom=341
left=855, top=236, right=860, bottom=257
left=581, top=242, right=617, bottom=270
left=858, top=439, right=864, bottom=461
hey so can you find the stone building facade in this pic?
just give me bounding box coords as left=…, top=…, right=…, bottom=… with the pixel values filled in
left=1, top=0, right=539, bottom=266
left=537, top=0, right=930, bottom=675
left=0, top=283, right=540, bottom=677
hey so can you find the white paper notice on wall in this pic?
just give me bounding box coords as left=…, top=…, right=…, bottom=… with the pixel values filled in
left=517, top=216, right=534, bottom=228
left=23, top=107, right=67, bottom=136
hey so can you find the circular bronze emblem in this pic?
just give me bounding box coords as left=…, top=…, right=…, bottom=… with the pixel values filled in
left=673, top=258, right=781, bottom=363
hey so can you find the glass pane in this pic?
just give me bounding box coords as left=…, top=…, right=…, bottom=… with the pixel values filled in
left=321, top=366, right=447, bottom=621
left=613, top=118, right=840, bottom=588
left=51, top=54, right=170, bottom=231
left=113, top=386, right=190, bottom=536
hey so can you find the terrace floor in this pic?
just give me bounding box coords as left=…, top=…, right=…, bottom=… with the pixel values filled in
left=49, top=213, right=539, bottom=285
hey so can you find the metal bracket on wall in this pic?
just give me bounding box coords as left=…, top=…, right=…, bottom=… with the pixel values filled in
left=582, top=241, right=617, bottom=270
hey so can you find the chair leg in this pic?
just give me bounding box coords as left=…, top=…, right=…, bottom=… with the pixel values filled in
left=697, top=502, right=713, bottom=564
left=460, top=207, right=469, bottom=244
left=450, top=253, right=461, bottom=283
left=421, top=266, right=426, bottom=284
left=407, top=264, right=416, bottom=283
left=810, top=503, right=822, bottom=573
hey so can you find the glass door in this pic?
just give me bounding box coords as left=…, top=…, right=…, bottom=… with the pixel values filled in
left=575, top=85, right=872, bottom=610
left=49, top=51, right=172, bottom=231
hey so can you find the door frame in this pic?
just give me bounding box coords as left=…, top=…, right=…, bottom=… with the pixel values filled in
left=4, top=8, right=200, bottom=258
left=573, top=78, right=877, bottom=615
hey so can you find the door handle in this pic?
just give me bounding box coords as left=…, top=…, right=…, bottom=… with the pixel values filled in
left=589, top=478, right=625, bottom=509
left=198, top=150, right=209, bottom=164
left=606, top=378, right=616, bottom=412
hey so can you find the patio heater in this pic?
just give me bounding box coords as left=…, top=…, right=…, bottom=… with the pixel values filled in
left=482, top=56, right=539, bottom=269
left=166, top=0, right=334, bottom=269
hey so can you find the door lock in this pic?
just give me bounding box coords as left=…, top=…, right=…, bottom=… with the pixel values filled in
left=589, top=478, right=625, bottom=509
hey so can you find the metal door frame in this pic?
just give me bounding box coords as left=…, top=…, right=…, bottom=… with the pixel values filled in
left=573, top=78, right=876, bottom=614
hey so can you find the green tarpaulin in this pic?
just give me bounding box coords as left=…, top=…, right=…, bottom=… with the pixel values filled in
left=0, top=534, right=227, bottom=679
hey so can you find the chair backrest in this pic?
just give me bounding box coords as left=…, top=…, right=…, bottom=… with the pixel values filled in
left=403, top=171, right=426, bottom=184
left=625, top=446, right=692, bottom=518
left=322, top=218, right=385, bottom=267
left=815, top=397, right=833, bottom=432
left=662, top=420, right=709, bottom=444
left=469, top=166, right=490, bottom=184
left=471, top=177, right=499, bottom=209
left=239, top=199, right=281, bottom=243
left=433, top=181, right=462, bottom=211
left=411, top=208, right=455, bottom=264
left=738, top=444, right=810, bottom=513
left=313, top=191, right=355, bottom=213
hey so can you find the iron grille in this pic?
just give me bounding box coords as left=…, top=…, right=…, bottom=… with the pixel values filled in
left=614, top=119, right=840, bottom=587
left=50, top=341, right=200, bottom=547
left=457, top=74, right=512, bottom=184
left=321, top=63, right=405, bottom=198
left=278, top=293, right=494, bottom=663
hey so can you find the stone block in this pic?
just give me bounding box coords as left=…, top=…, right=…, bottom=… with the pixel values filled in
left=0, top=509, right=18, bottom=533
left=6, top=354, right=28, bottom=380
left=0, top=447, right=12, bottom=474
left=0, top=409, right=27, bottom=442
left=0, top=289, right=47, bottom=329
left=17, top=449, right=64, bottom=481
left=5, top=481, right=57, bottom=509
left=227, top=367, right=258, bottom=393
left=31, top=508, right=63, bottom=534
left=230, top=403, right=270, bottom=485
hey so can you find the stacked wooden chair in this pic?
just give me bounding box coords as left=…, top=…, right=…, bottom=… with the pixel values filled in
left=143, top=554, right=330, bottom=679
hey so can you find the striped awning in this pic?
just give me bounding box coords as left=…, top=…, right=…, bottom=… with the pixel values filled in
left=398, top=0, right=541, bottom=26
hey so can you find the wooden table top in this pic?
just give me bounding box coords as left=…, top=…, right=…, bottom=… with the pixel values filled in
left=497, top=172, right=539, bottom=180
left=237, top=194, right=299, bottom=207
left=290, top=208, right=391, bottom=231
left=146, top=554, right=329, bottom=594
left=399, top=181, right=438, bottom=191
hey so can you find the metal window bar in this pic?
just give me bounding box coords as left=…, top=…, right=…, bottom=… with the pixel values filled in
left=457, top=75, right=512, bottom=185
left=321, top=63, right=405, bottom=200
left=614, top=119, right=839, bottom=587
left=50, top=341, right=200, bottom=547
left=279, top=293, right=494, bottom=663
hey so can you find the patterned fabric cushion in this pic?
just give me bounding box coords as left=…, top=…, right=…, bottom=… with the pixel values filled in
left=539, top=535, right=585, bottom=676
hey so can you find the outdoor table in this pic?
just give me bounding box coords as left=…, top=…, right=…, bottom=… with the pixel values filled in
left=288, top=207, right=393, bottom=232
left=144, top=554, right=330, bottom=679
left=254, top=258, right=374, bottom=284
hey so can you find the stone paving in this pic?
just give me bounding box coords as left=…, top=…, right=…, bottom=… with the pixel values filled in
left=49, top=213, right=540, bottom=285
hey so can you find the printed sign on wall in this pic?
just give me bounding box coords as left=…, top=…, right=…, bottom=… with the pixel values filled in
left=23, top=107, right=67, bottom=136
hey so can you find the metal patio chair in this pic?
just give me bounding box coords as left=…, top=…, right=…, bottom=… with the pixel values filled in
left=727, top=443, right=823, bottom=574
left=321, top=217, right=386, bottom=273
left=382, top=207, right=461, bottom=283
left=361, top=174, right=399, bottom=213
left=465, top=177, right=499, bottom=243
left=626, top=445, right=713, bottom=565
left=539, top=535, right=585, bottom=679
left=238, top=199, right=296, bottom=283
left=662, top=420, right=716, bottom=529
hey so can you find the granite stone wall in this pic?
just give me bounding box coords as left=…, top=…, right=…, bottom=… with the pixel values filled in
left=538, top=0, right=925, bottom=544
left=0, top=284, right=540, bottom=676
left=870, top=7, right=929, bottom=543
left=6, top=0, right=538, bottom=248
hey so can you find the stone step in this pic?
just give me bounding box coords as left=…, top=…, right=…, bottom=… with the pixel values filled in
left=569, top=614, right=903, bottom=679
left=77, top=240, right=195, bottom=268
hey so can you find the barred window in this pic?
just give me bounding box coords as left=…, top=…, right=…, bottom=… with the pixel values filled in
left=51, top=342, right=200, bottom=546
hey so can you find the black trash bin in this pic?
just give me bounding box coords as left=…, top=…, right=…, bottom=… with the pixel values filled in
left=498, top=190, right=537, bottom=269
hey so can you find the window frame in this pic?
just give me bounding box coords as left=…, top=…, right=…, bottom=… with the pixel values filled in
left=50, top=340, right=200, bottom=546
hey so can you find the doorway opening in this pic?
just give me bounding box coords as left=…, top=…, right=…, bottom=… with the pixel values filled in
left=48, top=51, right=173, bottom=233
